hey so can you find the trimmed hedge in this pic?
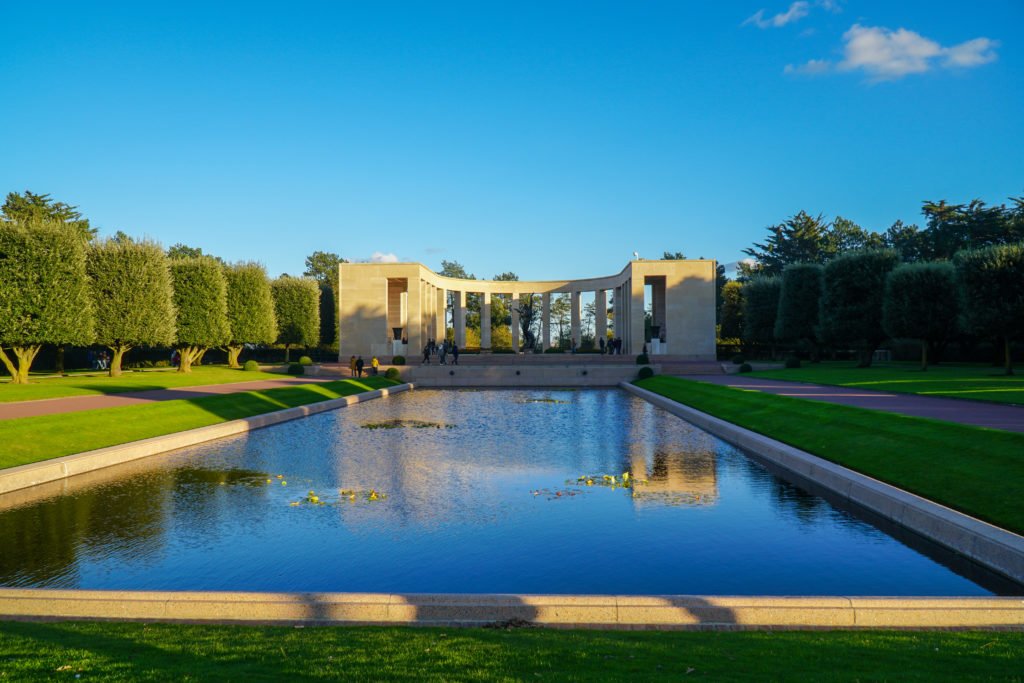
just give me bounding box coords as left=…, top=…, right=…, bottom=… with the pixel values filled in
left=242, top=359, right=260, bottom=372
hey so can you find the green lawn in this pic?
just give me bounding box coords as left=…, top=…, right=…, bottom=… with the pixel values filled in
left=0, top=377, right=399, bottom=469
left=0, top=365, right=294, bottom=403
left=635, top=376, right=1024, bottom=535
left=748, top=361, right=1024, bottom=405
left=0, top=622, right=1021, bottom=681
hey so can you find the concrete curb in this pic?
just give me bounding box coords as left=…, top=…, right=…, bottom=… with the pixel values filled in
left=0, top=383, right=414, bottom=497
left=1, top=589, right=1022, bottom=629
left=620, top=382, right=1024, bottom=586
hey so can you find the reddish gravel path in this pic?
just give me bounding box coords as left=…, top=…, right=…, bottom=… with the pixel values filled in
left=0, top=377, right=339, bottom=421
left=682, top=375, right=1024, bottom=433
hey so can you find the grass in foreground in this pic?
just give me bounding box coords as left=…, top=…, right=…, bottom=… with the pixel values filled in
left=636, top=376, right=1024, bottom=535
left=0, top=377, right=399, bottom=469
left=0, top=365, right=293, bottom=403
left=748, top=361, right=1024, bottom=405
left=1, top=622, right=1021, bottom=682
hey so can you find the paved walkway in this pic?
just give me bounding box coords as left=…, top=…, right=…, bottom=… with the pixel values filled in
left=682, top=375, right=1024, bottom=433
left=0, top=377, right=339, bottom=421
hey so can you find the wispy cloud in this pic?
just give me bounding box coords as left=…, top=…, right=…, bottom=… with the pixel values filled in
left=744, top=1, right=810, bottom=29
left=785, top=24, right=998, bottom=81
left=370, top=251, right=399, bottom=263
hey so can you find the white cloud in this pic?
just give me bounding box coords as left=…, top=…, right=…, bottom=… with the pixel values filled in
left=369, top=251, right=399, bottom=263
left=786, top=24, right=999, bottom=81
left=942, top=37, right=999, bottom=68
left=744, top=1, right=810, bottom=29
left=784, top=58, right=831, bottom=75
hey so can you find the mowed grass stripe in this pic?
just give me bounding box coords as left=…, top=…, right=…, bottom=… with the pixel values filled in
left=748, top=361, right=1024, bottom=405
left=636, top=376, right=1024, bottom=536
left=0, top=621, right=1021, bottom=681
left=0, top=365, right=295, bottom=403
left=0, top=377, right=399, bottom=469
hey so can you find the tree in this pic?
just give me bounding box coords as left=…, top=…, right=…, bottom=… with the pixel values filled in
left=2, top=191, right=95, bottom=240
left=955, top=243, right=1024, bottom=375
left=223, top=262, right=277, bottom=368
left=662, top=251, right=686, bottom=260
left=303, top=251, right=346, bottom=347
left=87, top=238, right=176, bottom=376
left=743, top=212, right=832, bottom=276
left=516, top=294, right=540, bottom=350
left=0, top=220, right=95, bottom=383
left=303, top=250, right=346, bottom=285
left=166, top=243, right=205, bottom=260
left=271, top=276, right=320, bottom=362
left=883, top=220, right=928, bottom=262
left=551, top=294, right=571, bottom=346
left=819, top=249, right=900, bottom=368
left=882, top=262, right=959, bottom=371
left=741, top=276, right=781, bottom=356
left=719, top=281, right=744, bottom=341
left=439, top=260, right=475, bottom=330
left=774, top=263, right=824, bottom=361
left=169, top=256, right=231, bottom=373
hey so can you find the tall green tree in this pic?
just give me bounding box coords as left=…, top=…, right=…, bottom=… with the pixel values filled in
left=303, top=251, right=346, bottom=348
left=2, top=191, right=95, bottom=240
left=87, top=238, right=177, bottom=376
left=0, top=220, right=95, bottom=383
left=819, top=249, right=900, bottom=367
left=169, top=256, right=231, bottom=373
left=223, top=262, right=277, bottom=368
left=272, top=276, right=320, bottom=362
left=662, top=251, right=686, bottom=260
left=774, top=263, right=824, bottom=360
left=955, top=243, right=1024, bottom=375
left=882, top=262, right=959, bottom=371
left=718, top=280, right=744, bottom=341
left=743, top=212, right=833, bottom=276
left=741, top=276, right=781, bottom=356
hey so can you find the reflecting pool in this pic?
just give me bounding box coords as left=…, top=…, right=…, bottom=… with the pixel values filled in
left=1, top=389, right=1015, bottom=595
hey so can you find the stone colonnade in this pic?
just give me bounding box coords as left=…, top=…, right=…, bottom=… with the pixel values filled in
left=338, top=260, right=717, bottom=360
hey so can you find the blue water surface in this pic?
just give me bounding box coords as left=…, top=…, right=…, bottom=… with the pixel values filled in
left=0, top=389, right=1013, bottom=595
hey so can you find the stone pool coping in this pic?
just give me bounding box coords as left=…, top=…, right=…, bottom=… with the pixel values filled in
left=1, top=590, right=1022, bottom=629
left=0, top=383, right=414, bottom=497
left=620, top=382, right=1024, bottom=586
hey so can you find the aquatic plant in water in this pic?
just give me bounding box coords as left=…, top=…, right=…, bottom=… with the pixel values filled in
left=290, top=488, right=387, bottom=507
left=362, top=419, right=455, bottom=430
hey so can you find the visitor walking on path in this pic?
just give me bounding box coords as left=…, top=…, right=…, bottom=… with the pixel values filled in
left=356, top=356, right=364, bottom=377
left=371, top=356, right=379, bottom=376
left=349, top=355, right=357, bottom=377
left=439, top=343, right=447, bottom=365
left=422, top=344, right=431, bottom=365
left=452, top=344, right=460, bottom=365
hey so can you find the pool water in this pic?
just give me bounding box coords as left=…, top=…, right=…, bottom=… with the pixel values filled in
left=0, top=389, right=1014, bottom=595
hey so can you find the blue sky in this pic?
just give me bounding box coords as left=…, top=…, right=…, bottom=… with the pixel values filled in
left=2, top=1, right=1021, bottom=279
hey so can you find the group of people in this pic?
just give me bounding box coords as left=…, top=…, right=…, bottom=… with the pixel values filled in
left=87, top=350, right=110, bottom=370
left=598, top=337, right=625, bottom=355
left=348, top=355, right=379, bottom=377
left=422, top=339, right=459, bottom=365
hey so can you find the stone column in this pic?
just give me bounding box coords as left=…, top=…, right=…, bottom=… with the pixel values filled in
left=570, top=290, right=581, bottom=348
left=542, top=292, right=551, bottom=350
left=613, top=286, right=622, bottom=343
left=480, top=291, right=491, bottom=350
left=435, top=287, right=446, bottom=343
left=595, top=289, right=607, bottom=345
left=630, top=276, right=645, bottom=355
left=454, top=290, right=467, bottom=347
left=510, top=292, right=520, bottom=352
left=406, top=277, right=423, bottom=354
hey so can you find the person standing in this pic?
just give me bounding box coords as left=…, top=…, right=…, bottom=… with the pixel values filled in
left=349, top=355, right=357, bottom=377
left=356, top=356, right=365, bottom=377
left=371, top=356, right=379, bottom=375
left=452, top=343, right=460, bottom=365
left=422, top=344, right=430, bottom=365
left=599, top=337, right=605, bottom=355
